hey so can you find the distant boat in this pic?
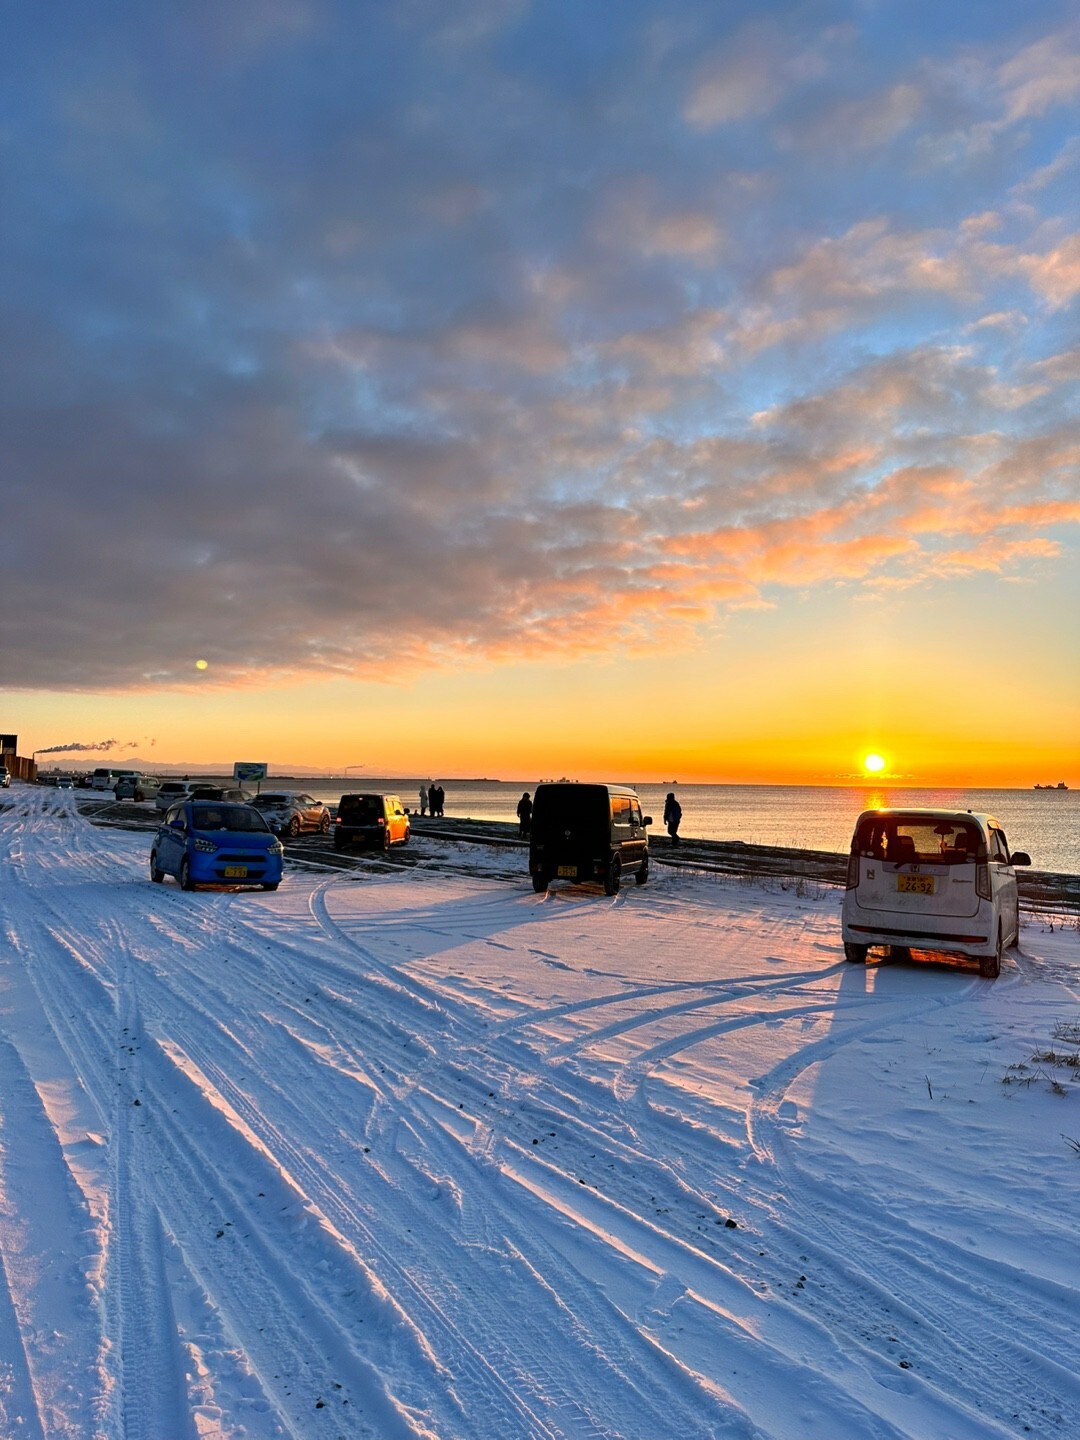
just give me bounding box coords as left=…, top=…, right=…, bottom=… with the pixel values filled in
left=1033, top=782, right=1069, bottom=790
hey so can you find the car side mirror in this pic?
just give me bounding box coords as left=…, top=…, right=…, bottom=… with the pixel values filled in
left=642, top=815, right=653, bottom=827
left=170, top=819, right=184, bottom=830
left=1011, top=851, right=1031, bottom=867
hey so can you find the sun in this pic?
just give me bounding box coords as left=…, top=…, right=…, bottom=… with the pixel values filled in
left=863, top=752, right=886, bottom=774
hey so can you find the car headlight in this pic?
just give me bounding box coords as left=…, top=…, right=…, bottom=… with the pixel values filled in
left=271, top=841, right=284, bottom=856
left=193, top=838, right=218, bottom=853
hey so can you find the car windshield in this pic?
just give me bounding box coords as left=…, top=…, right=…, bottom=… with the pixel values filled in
left=853, top=814, right=985, bottom=864
left=338, top=795, right=383, bottom=822
left=191, top=804, right=270, bottom=833
left=252, top=794, right=290, bottom=808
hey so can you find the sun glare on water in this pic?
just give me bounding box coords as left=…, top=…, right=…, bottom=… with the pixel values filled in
left=863, top=752, right=886, bottom=774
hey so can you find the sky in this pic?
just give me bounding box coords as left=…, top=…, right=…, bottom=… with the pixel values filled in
left=3, top=0, right=1079, bottom=785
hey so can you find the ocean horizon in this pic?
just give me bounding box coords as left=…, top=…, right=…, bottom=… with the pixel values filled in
left=154, top=775, right=1076, bottom=876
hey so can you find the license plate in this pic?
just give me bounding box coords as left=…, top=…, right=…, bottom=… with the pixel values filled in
left=557, top=865, right=577, bottom=878
left=898, top=873, right=934, bottom=895
left=223, top=866, right=248, bottom=878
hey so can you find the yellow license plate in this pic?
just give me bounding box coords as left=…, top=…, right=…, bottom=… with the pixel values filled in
left=898, top=873, right=934, bottom=895
left=223, top=866, right=248, bottom=878
left=557, top=865, right=577, bottom=878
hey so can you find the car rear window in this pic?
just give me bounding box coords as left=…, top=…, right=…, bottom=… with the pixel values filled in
left=853, top=815, right=985, bottom=864
left=252, top=794, right=290, bottom=807
left=339, top=795, right=383, bottom=822
left=191, top=804, right=269, bottom=833
left=532, top=785, right=609, bottom=835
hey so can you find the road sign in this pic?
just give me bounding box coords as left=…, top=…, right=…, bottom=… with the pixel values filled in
left=233, top=761, right=268, bottom=783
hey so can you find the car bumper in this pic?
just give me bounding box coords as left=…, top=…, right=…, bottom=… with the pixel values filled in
left=187, top=852, right=284, bottom=885
left=842, top=903, right=995, bottom=958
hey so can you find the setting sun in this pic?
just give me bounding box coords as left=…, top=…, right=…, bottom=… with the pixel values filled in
left=863, top=753, right=886, bottom=774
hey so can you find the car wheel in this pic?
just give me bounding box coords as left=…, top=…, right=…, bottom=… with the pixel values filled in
left=261, top=882, right=280, bottom=891
left=635, top=853, right=649, bottom=885
left=180, top=857, right=196, bottom=892
left=979, top=924, right=1003, bottom=980
left=150, top=853, right=164, bottom=883
left=844, top=942, right=868, bottom=964
left=532, top=872, right=549, bottom=893
left=604, top=854, right=622, bottom=896
left=320, top=812, right=330, bottom=834
left=288, top=816, right=301, bottom=838
left=334, top=836, right=346, bottom=851
left=382, top=827, right=392, bottom=852
left=403, top=826, right=410, bottom=844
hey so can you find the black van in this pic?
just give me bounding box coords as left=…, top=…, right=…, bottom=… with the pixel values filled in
left=528, top=783, right=652, bottom=894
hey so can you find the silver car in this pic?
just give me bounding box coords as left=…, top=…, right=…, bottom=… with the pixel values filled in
left=841, top=808, right=1031, bottom=979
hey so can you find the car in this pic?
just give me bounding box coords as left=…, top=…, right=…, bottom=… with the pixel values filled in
left=115, top=774, right=161, bottom=801
left=56, top=775, right=75, bottom=790
left=250, top=791, right=331, bottom=838
left=334, top=793, right=410, bottom=851
left=187, top=785, right=252, bottom=804
left=841, top=808, right=1031, bottom=979
left=155, top=780, right=194, bottom=811
left=40, top=773, right=61, bottom=787
left=0, top=766, right=11, bottom=787
left=528, top=782, right=652, bottom=895
left=150, top=800, right=285, bottom=891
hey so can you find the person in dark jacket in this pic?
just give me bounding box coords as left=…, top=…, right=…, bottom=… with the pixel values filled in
left=516, top=791, right=533, bottom=838
left=663, top=792, right=682, bottom=846
left=428, top=783, right=438, bottom=817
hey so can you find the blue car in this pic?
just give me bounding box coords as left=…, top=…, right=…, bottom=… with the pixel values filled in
left=150, top=800, right=285, bottom=891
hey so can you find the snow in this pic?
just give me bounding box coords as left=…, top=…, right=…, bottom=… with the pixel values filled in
left=1, top=786, right=1078, bottom=1439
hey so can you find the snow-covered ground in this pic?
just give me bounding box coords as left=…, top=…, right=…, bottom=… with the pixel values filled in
left=1, top=787, right=1078, bottom=1440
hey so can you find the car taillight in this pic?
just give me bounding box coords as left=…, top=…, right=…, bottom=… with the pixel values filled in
left=846, top=853, right=859, bottom=889
left=377, top=817, right=385, bottom=825
left=334, top=816, right=342, bottom=825
left=976, top=863, right=991, bottom=900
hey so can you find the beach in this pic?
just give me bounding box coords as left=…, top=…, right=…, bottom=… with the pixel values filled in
left=2, top=784, right=1079, bottom=1437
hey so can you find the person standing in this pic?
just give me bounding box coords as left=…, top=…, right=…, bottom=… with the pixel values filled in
left=663, top=791, right=682, bottom=846
left=435, top=783, right=445, bottom=817
left=516, top=791, right=532, bottom=838
left=428, top=782, right=438, bottom=818
left=419, top=784, right=428, bottom=816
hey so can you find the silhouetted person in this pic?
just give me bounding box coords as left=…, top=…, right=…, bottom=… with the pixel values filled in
left=664, top=792, right=682, bottom=846
left=419, top=785, right=428, bottom=816
left=516, top=791, right=532, bottom=838
left=435, top=784, right=445, bottom=817
left=428, top=783, right=438, bottom=817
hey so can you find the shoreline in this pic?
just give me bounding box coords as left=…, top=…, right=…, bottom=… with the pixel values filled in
left=77, top=798, right=1080, bottom=916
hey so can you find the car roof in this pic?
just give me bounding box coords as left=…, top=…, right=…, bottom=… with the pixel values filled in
left=853, top=808, right=998, bottom=830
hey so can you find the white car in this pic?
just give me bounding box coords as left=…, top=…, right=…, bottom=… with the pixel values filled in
left=155, top=781, right=194, bottom=811
left=841, top=809, right=1030, bottom=979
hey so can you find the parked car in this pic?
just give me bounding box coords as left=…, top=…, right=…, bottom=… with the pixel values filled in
left=56, top=775, right=75, bottom=790
left=187, top=785, right=252, bottom=804
left=155, top=781, right=193, bottom=811
left=150, top=800, right=284, bottom=891
left=334, top=793, right=410, bottom=851
left=0, top=766, right=11, bottom=787
left=841, top=808, right=1030, bottom=979
left=528, top=782, right=652, bottom=895
left=250, top=791, right=331, bottom=838
left=115, top=774, right=161, bottom=801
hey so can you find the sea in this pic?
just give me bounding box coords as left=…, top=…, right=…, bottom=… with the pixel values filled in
left=238, top=778, right=1078, bottom=877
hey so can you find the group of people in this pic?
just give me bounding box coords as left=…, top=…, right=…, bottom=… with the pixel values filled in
left=419, top=783, right=445, bottom=818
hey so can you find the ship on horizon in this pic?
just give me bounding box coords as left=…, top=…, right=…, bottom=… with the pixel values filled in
left=1033, top=781, right=1069, bottom=790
